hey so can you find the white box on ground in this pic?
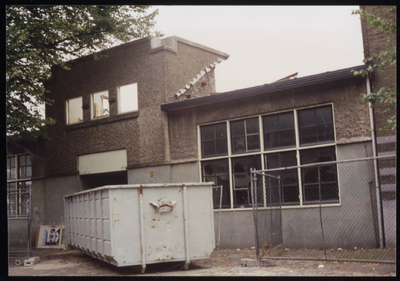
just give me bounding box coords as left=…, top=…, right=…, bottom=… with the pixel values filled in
left=24, top=257, right=40, bottom=266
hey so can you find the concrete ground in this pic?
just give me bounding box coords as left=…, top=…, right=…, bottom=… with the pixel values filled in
left=8, top=248, right=396, bottom=277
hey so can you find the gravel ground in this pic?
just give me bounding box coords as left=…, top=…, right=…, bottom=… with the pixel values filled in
left=8, top=248, right=396, bottom=276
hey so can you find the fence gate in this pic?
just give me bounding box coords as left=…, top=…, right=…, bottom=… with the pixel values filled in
left=250, top=156, right=396, bottom=264
left=251, top=169, right=282, bottom=258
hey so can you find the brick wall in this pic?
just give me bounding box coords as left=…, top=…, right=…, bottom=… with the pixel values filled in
left=43, top=37, right=228, bottom=177
left=360, top=5, right=396, bottom=204
left=167, top=76, right=370, bottom=161
left=360, top=5, right=396, bottom=137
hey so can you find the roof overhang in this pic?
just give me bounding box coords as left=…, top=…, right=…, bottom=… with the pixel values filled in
left=161, top=65, right=367, bottom=112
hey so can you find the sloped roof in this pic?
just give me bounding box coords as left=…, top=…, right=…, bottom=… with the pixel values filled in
left=161, top=65, right=367, bottom=111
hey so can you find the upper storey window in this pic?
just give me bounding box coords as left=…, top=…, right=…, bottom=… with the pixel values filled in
left=230, top=117, right=260, bottom=154
left=66, top=97, right=83, bottom=124
left=91, top=91, right=109, bottom=119
left=118, top=83, right=138, bottom=114
left=263, top=112, right=295, bottom=150
left=298, top=105, right=334, bottom=146
left=201, top=123, right=228, bottom=158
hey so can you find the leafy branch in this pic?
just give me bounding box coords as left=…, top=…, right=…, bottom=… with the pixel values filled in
left=6, top=5, right=162, bottom=143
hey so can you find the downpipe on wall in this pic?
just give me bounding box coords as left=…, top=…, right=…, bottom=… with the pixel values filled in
left=366, top=75, right=384, bottom=249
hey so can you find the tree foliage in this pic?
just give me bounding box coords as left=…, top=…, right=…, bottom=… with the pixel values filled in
left=6, top=5, right=161, bottom=142
left=352, top=6, right=396, bottom=130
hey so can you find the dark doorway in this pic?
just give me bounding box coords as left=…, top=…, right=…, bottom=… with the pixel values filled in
left=80, top=171, right=128, bottom=190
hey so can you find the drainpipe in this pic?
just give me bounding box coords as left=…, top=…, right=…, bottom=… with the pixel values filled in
left=366, top=75, right=384, bottom=248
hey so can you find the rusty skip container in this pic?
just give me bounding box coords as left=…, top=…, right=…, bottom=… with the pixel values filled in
left=63, top=183, right=215, bottom=273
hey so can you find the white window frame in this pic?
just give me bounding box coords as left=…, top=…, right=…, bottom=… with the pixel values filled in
left=91, top=90, right=110, bottom=120
left=230, top=117, right=261, bottom=154
left=198, top=103, right=340, bottom=210
left=117, top=83, right=138, bottom=114
left=66, top=97, right=83, bottom=124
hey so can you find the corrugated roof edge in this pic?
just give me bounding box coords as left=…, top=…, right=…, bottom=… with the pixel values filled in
left=161, top=64, right=367, bottom=111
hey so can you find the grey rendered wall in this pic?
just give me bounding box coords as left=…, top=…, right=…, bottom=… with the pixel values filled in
left=280, top=142, right=377, bottom=249
left=214, top=210, right=256, bottom=249
left=31, top=179, right=46, bottom=247
left=214, top=142, right=378, bottom=249
left=171, top=162, right=199, bottom=183
left=45, top=175, right=82, bottom=225
left=127, top=162, right=200, bottom=184
left=128, top=165, right=172, bottom=184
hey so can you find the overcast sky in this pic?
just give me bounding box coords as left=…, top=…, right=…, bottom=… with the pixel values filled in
left=150, top=6, right=365, bottom=93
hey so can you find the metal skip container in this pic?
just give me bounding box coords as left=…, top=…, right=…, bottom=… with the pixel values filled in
left=64, top=183, right=215, bottom=273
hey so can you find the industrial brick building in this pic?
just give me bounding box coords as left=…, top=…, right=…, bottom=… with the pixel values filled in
left=7, top=6, right=395, bottom=250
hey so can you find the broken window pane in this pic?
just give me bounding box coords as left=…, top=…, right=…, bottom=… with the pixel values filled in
left=265, top=151, right=299, bottom=205
left=66, top=97, right=83, bottom=124
left=92, top=91, right=109, bottom=118
left=300, top=146, right=338, bottom=204
left=118, top=83, right=138, bottom=114
left=231, top=155, right=261, bottom=208
left=201, top=159, right=230, bottom=209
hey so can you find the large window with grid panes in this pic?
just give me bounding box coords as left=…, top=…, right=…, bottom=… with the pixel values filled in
left=7, top=155, right=32, bottom=217
left=199, top=104, right=338, bottom=209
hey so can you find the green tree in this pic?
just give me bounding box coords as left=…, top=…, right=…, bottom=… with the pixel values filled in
left=6, top=5, right=161, bottom=142
left=352, top=6, right=396, bottom=130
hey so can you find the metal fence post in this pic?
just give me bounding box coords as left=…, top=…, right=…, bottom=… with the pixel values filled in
left=375, top=172, right=385, bottom=249
left=250, top=168, right=259, bottom=259
left=27, top=185, right=32, bottom=258
left=318, top=166, right=326, bottom=259
left=217, top=185, right=223, bottom=251
left=278, top=175, right=283, bottom=252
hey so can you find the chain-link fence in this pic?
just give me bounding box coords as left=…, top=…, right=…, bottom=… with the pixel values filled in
left=7, top=185, right=32, bottom=265
left=251, top=156, right=396, bottom=263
